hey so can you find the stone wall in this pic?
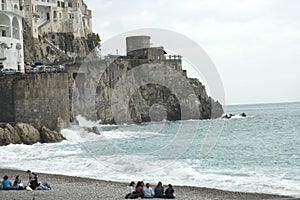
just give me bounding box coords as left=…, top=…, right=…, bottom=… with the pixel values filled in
left=0, top=73, right=70, bottom=130
left=0, top=78, right=15, bottom=122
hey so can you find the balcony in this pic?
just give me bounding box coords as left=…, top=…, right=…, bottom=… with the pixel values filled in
left=35, top=0, right=56, bottom=7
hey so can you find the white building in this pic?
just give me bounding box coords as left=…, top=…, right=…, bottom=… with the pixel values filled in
left=0, top=0, right=24, bottom=71
left=23, top=0, right=92, bottom=39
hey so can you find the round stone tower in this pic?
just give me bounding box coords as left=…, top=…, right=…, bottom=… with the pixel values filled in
left=126, top=35, right=151, bottom=54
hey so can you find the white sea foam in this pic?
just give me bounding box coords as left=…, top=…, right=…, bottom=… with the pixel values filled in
left=0, top=141, right=299, bottom=197
left=1, top=111, right=299, bottom=197
left=76, top=115, right=101, bottom=127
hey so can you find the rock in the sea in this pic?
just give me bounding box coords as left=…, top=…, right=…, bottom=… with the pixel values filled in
left=40, top=126, right=66, bottom=143
left=0, top=124, right=22, bottom=145
left=86, top=126, right=101, bottom=135
left=0, top=123, right=66, bottom=146
left=14, top=122, right=41, bottom=145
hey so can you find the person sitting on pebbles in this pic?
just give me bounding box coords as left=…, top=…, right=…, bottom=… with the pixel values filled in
left=154, top=181, right=164, bottom=198
left=1, top=175, right=12, bottom=190
left=143, top=183, right=155, bottom=198
left=27, top=173, right=51, bottom=190
left=125, top=181, right=137, bottom=199
left=164, top=184, right=175, bottom=199
left=13, top=175, right=24, bottom=190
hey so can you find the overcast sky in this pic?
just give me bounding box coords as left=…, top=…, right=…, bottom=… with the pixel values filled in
left=84, top=0, right=300, bottom=105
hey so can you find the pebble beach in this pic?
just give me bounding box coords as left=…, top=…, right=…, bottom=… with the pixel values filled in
left=0, top=168, right=295, bottom=200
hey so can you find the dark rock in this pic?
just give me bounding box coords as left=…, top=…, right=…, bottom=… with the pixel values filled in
left=14, top=123, right=41, bottom=145
left=92, top=126, right=101, bottom=135
left=0, top=123, right=66, bottom=146
left=240, top=112, right=247, bottom=117
left=0, top=124, right=22, bottom=145
left=40, top=126, right=66, bottom=143
left=222, top=114, right=234, bottom=119
left=86, top=126, right=101, bottom=135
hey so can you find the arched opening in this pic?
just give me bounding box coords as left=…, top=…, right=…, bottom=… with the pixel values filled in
left=12, top=17, right=20, bottom=39
left=0, top=13, right=11, bottom=37
left=14, top=4, right=18, bottom=11
left=1, top=0, right=5, bottom=10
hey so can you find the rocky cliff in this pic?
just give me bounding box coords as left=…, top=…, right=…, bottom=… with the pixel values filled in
left=23, top=21, right=100, bottom=64
left=71, top=61, right=224, bottom=124
left=0, top=123, right=65, bottom=146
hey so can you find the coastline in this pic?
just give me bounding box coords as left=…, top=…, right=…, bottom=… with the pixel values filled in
left=0, top=168, right=294, bottom=200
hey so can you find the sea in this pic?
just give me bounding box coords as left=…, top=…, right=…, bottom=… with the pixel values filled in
left=0, top=102, right=299, bottom=197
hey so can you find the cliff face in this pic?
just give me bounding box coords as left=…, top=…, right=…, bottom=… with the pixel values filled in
left=23, top=21, right=100, bottom=64
left=71, top=61, right=224, bottom=124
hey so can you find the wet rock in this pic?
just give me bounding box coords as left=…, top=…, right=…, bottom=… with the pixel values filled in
left=40, top=126, right=66, bottom=143
left=14, top=123, right=41, bottom=145
left=0, top=123, right=66, bottom=146
left=0, top=124, right=22, bottom=145
left=86, top=126, right=101, bottom=135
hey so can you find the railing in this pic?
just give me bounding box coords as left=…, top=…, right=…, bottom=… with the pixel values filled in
left=34, top=0, right=56, bottom=7
left=37, top=18, right=49, bottom=29
left=43, top=38, right=65, bottom=54
left=165, top=55, right=182, bottom=60
left=0, top=3, right=23, bottom=16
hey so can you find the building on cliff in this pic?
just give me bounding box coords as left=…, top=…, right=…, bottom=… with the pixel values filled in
left=126, top=36, right=184, bottom=74
left=23, top=0, right=92, bottom=38
left=0, top=0, right=24, bottom=71
left=22, top=0, right=95, bottom=63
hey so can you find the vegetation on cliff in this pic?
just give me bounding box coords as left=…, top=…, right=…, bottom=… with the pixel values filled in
left=23, top=21, right=99, bottom=64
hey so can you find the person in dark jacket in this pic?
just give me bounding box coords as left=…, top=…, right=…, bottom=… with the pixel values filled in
left=164, top=184, right=175, bottom=199
left=28, top=174, right=39, bottom=190
left=154, top=181, right=164, bottom=198
left=13, top=175, right=24, bottom=190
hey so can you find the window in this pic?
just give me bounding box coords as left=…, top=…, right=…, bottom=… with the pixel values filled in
left=1, top=30, right=6, bottom=37
left=59, top=12, right=61, bottom=18
left=61, top=2, right=64, bottom=8
left=157, top=55, right=160, bottom=60
left=69, top=13, right=74, bottom=19
left=1, top=0, right=5, bottom=10
left=173, top=64, right=177, bottom=70
left=57, top=1, right=60, bottom=7
left=68, top=2, right=72, bottom=7
left=0, top=45, right=4, bottom=58
left=53, top=11, right=57, bottom=18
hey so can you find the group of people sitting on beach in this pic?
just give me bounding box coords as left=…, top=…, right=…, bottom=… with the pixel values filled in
left=125, top=181, right=175, bottom=199
left=0, top=170, right=51, bottom=191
